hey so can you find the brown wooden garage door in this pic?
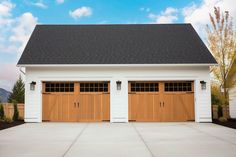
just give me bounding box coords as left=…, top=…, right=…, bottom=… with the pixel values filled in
left=128, top=81, right=195, bottom=122
left=42, top=82, right=110, bottom=122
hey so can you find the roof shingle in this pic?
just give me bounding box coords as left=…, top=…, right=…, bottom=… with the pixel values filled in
left=17, top=24, right=217, bottom=65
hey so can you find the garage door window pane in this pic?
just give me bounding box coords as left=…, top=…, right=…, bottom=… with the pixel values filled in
left=51, top=84, right=54, bottom=88
left=70, top=88, right=74, bottom=92
left=104, top=87, right=108, bottom=92
left=56, top=88, right=59, bottom=92
left=46, top=83, right=50, bottom=88
left=51, top=88, right=55, bottom=92
left=45, top=87, right=50, bottom=92
left=165, top=82, right=192, bottom=92
left=85, top=88, right=89, bottom=92
left=65, top=88, right=69, bottom=92
left=80, top=82, right=109, bottom=92
left=131, top=82, right=158, bottom=92
left=44, top=82, right=74, bottom=92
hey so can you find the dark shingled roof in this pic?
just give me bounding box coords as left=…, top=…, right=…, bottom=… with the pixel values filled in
left=17, top=24, right=217, bottom=65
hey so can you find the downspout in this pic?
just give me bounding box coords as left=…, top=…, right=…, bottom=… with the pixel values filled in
left=19, top=67, right=25, bottom=75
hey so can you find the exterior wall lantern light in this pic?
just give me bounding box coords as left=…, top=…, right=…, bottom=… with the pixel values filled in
left=200, top=80, right=206, bottom=90
left=116, top=80, right=122, bottom=90
left=30, top=81, right=36, bottom=91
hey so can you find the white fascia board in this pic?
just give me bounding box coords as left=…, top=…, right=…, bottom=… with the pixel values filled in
left=17, top=63, right=218, bottom=67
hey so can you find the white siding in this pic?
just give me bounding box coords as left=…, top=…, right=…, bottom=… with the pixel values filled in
left=229, top=73, right=236, bottom=118
left=24, top=65, right=212, bottom=123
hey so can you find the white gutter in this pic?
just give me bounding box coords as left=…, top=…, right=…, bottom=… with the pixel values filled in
left=17, top=63, right=218, bottom=67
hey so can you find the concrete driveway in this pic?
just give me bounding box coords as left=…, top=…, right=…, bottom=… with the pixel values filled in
left=0, top=123, right=236, bottom=157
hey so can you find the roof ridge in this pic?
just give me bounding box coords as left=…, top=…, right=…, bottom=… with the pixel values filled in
left=36, top=23, right=192, bottom=26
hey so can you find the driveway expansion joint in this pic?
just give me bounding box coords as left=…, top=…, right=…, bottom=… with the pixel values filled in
left=184, top=123, right=236, bottom=146
left=132, top=123, right=155, bottom=157
left=62, top=123, right=89, bottom=157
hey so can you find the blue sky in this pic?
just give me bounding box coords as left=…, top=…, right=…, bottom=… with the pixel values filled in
left=0, top=0, right=235, bottom=91
left=13, top=0, right=199, bottom=24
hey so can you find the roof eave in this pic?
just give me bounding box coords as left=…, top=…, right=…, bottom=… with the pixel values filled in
left=17, top=63, right=218, bottom=67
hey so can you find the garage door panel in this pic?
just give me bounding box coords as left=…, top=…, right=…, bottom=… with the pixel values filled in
left=78, top=94, right=87, bottom=121
left=136, top=94, right=144, bottom=120
left=49, top=94, right=59, bottom=121
left=162, top=94, right=174, bottom=121
left=129, top=81, right=194, bottom=122
left=173, top=95, right=187, bottom=121
left=68, top=95, right=77, bottom=122
left=44, top=94, right=72, bottom=122
left=163, top=82, right=194, bottom=120
left=102, top=94, right=110, bottom=120
left=95, top=95, right=102, bottom=120
left=60, top=94, right=74, bottom=121
left=145, top=95, right=153, bottom=120
left=143, top=94, right=154, bottom=121
left=129, top=94, right=138, bottom=120
left=42, top=94, right=49, bottom=121
left=59, top=95, right=63, bottom=121
left=129, top=93, right=161, bottom=121
left=172, top=93, right=194, bottom=121
left=61, top=95, right=67, bottom=121
left=86, top=95, right=93, bottom=120
left=153, top=94, right=161, bottom=121
left=78, top=94, right=105, bottom=122
left=183, top=93, right=194, bottom=120
left=42, top=82, right=110, bottom=122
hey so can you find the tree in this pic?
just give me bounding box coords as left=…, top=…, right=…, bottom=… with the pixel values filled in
left=226, top=55, right=236, bottom=88
left=8, top=76, right=25, bottom=103
left=0, top=104, right=4, bottom=120
left=211, top=83, right=225, bottom=105
left=206, top=7, right=236, bottom=102
left=12, top=102, right=19, bottom=121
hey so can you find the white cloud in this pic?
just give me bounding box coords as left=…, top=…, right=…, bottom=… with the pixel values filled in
left=0, top=10, right=38, bottom=56
left=0, top=0, right=15, bottom=25
left=0, top=0, right=15, bottom=17
left=56, top=0, right=64, bottom=4
left=0, top=1, right=38, bottom=90
left=0, top=0, right=16, bottom=54
left=149, top=7, right=178, bottom=23
left=69, top=6, right=92, bottom=19
left=32, top=0, right=47, bottom=9
left=182, top=0, right=236, bottom=40
left=140, top=7, right=150, bottom=12
left=164, top=7, right=178, bottom=15
left=10, top=12, right=38, bottom=59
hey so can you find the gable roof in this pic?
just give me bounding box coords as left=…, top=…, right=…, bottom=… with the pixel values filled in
left=17, top=24, right=217, bottom=65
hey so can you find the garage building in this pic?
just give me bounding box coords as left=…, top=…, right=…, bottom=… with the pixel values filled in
left=17, top=24, right=217, bottom=122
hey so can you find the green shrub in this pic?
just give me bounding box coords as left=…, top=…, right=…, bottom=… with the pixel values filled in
left=211, top=93, right=221, bottom=105
left=219, top=116, right=227, bottom=122
left=0, top=104, right=4, bottom=120
left=211, top=84, right=228, bottom=105
left=12, top=102, right=19, bottom=121
left=4, top=117, right=13, bottom=123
